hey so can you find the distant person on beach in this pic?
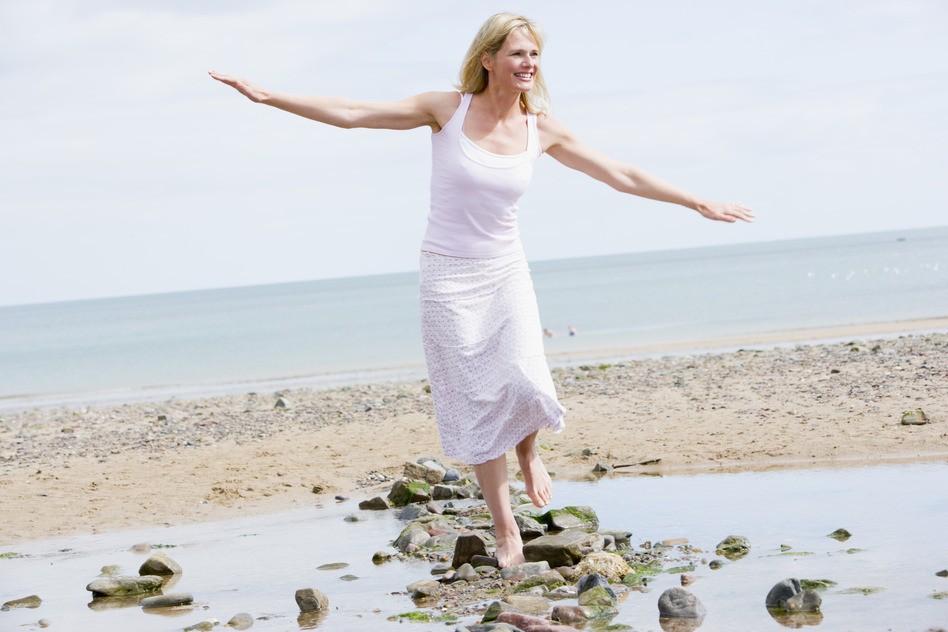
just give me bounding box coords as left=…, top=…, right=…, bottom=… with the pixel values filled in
left=209, top=12, right=753, bottom=568
left=568, top=325, right=577, bottom=337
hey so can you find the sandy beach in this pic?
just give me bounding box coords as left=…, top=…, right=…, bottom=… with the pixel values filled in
left=2, top=325, right=946, bottom=544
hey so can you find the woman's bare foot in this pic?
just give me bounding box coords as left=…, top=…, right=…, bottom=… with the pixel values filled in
left=494, top=529, right=525, bottom=568
left=517, top=443, right=553, bottom=508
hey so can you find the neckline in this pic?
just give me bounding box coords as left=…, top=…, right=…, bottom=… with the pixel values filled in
left=459, top=93, right=531, bottom=157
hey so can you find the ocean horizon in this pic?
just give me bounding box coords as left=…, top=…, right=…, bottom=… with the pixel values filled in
left=1, top=226, right=946, bottom=410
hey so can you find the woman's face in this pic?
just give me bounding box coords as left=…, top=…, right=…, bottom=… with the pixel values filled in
left=484, top=28, right=539, bottom=93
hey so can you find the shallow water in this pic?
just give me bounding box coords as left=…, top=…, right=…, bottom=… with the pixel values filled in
left=2, top=463, right=946, bottom=631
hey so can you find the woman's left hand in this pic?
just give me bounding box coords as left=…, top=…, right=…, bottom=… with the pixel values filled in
left=696, top=201, right=755, bottom=223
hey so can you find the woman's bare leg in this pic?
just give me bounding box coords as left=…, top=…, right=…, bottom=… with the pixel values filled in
left=515, top=430, right=553, bottom=508
left=473, top=454, right=524, bottom=568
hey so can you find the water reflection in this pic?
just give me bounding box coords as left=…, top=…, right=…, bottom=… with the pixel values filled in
left=1, top=462, right=945, bottom=631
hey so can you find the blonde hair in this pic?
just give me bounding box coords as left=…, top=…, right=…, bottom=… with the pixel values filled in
left=455, top=13, right=550, bottom=114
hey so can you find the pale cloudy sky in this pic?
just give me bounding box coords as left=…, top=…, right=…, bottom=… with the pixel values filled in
left=2, top=0, right=946, bottom=306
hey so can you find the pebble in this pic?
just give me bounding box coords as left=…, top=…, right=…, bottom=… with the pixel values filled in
left=140, top=593, right=194, bottom=608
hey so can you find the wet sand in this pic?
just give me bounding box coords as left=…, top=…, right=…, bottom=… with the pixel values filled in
left=2, top=322, right=946, bottom=544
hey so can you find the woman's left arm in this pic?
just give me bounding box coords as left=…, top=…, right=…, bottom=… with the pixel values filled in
left=540, top=116, right=754, bottom=223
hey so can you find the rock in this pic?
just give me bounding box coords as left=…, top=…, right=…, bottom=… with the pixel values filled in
left=514, top=514, right=547, bottom=539
left=184, top=620, right=219, bottom=632
left=139, top=552, right=182, bottom=576
left=658, top=587, right=706, bottom=619
left=397, top=504, right=430, bottom=521
left=523, top=530, right=596, bottom=567
left=343, top=513, right=361, bottom=522
left=273, top=397, right=289, bottom=409
left=482, top=599, right=525, bottom=622
left=592, top=463, right=612, bottom=472
left=578, top=585, right=616, bottom=607
left=937, top=569, right=948, bottom=578
left=443, top=468, right=461, bottom=483
left=87, top=575, right=163, bottom=597
left=496, top=611, right=575, bottom=631
left=294, top=587, right=329, bottom=613
left=130, top=542, right=151, bottom=553
left=715, top=535, right=750, bottom=560
left=372, top=551, right=393, bottom=564
left=407, top=579, right=441, bottom=599
left=681, top=574, right=696, bottom=586
left=538, top=506, right=599, bottom=532
left=551, top=604, right=587, bottom=624
left=432, top=484, right=456, bottom=500
left=453, top=532, right=490, bottom=568
left=358, top=496, right=389, bottom=510
left=500, top=594, right=551, bottom=615
left=226, top=612, right=254, bottom=629
left=1, top=594, right=42, bottom=610
left=404, top=460, right=446, bottom=484
left=709, top=559, right=725, bottom=570
left=455, top=563, right=478, bottom=581
left=577, top=573, right=615, bottom=598
left=454, top=481, right=481, bottom=499
left=426, top=500, right=444, bottom=514
left=574, top=552, right=630, bottom=583
left=901, top=409, right=929, bottom=425
left=140, top=593, right=194, bottom=608
left=827, top=528, right=852, bottom=541
left=471, top=554, right=499, bottom=568
left=766, top=578, right=822, bottom=613
left=394, top=522, right=429, bottom=552
left=600, top=530, right=633, bottom=546
left=387, top=478, right=431, bottom=506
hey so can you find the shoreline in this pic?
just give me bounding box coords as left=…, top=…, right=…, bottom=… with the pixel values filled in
left=2, top=326, right=947, bottom=545
left=3, top=316, right=947, bottom=414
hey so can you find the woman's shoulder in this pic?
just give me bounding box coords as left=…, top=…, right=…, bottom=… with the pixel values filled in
left=417, top=91, right=463, bottom=132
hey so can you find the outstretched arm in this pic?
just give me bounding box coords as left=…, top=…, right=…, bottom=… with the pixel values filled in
left=208, top=71, right=457, bottom=132
left=539, top=116, right=754, bottom=223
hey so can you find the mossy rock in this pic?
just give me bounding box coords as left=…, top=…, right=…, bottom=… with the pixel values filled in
left=716, top=535, right=750, bottom=560
left=578, top=585, right=617, bottom=607
left=664, top=563, right=696, bottom=574
left=827, top=528, right=852, bottom=541
left=538, top=506, right=599, bottom=532
left=513, top=574, right=566, bottom=593
left=387, top=478, right=432, bottom=507
left=838, top=586, right=884, bottom=596
left=801, top=579, right=837, bottom=591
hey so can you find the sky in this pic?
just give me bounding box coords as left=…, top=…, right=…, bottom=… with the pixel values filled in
left=1, top=0, right=946, bottom=307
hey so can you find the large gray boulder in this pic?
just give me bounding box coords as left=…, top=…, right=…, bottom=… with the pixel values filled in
left=766, top=578, right=822, bottom=612
left=658, top=587, right=706, bottom=618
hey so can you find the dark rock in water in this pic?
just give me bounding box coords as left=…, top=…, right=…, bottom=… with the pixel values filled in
left=316, top=562, right=348, bottom=571
left=1, top=595, right=42, bottom=610
left=139, top=552, right=182, bottom=576
left=538, top=506, right=599, bottom=532
left=184, top=620, right=220, bottom=632
left=937, top=569, right=948, bottom=578
left=577, top=573, right=613, bottom=597
left=432, top=484, right=456, bottom=500
left=443, top=468, right=461, bottom=483
left=388, top=478, right=432, bottom=506
left=827, top=528, right=852, bottom=541
left=140, top=593, right=194, bottom=609
left=372, top=551, right=393, bottom=564
left=715, top=535, right=750, bottom=560
left=358, top=496, right=389, bottom=510
left=523, top=530, right=589, bottom=567
left=709, top=559, right=725, bottom=570
left=658, top=587, right=706, bottom=618
left=87, top=575, right=163, bottom=597
left=343, top=513, right=361, bottom=522
left=766, top=578, right=822, bottom=612
left=514, top=513, right=547, bottom=539
left=800, top=578, right=837, bottom=591
left=901, top=409, right=929, bottom=425
left=295, top=587, right=329, bottom=613
left=226, top=612, right=254, bottom=629
left=453, top=532, right=489, bottom=568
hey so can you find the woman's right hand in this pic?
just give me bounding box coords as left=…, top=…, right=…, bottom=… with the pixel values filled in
left=208, top=71, right=268, bottom=103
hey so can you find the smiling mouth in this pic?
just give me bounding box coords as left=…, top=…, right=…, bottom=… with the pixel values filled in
left=515, top=73, right=533, bottom=79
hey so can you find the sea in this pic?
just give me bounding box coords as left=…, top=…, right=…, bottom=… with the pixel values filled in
left=1, top=227, right=946, bottom=411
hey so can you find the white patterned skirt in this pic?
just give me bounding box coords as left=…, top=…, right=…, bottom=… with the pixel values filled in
left=420, top=248, right=566, bottom=465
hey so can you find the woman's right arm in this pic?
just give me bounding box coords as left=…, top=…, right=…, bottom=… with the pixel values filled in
left=208, top=71, right=457, bottom=132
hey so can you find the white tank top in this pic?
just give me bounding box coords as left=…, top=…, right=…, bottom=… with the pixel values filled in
left=421, top=92, right=542, bottom=258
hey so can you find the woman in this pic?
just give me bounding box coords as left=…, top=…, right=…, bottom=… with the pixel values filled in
left=210, top=12, right=753, bottom=568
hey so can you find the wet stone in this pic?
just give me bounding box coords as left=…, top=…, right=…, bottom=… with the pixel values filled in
left=500, top=594, right=550, bottom=615
left=140, top=593, right=194, bottom=609
left=358, top=496, right=389, bottom=510
left=184, top=619, right=219, bottom=632
left=578, top=585, right=617, bottom=607
left=407, top=579, right=441, bottom=599
left=766, top=578, right=822, bottom=613
left=139, top=552, right=182, bottom=576
left=1, top=594, right=42, bottom=610
left=658, top=587, right=707, bottom=619
left=452, top=532, right=489, bottom=568
left=295, top=587, right=329, bottom=613
left=226, top=612, right=254, bottom=629
left=716, top=535, right=751, bottom=560
left=87, top=575, right=163, bottom=597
